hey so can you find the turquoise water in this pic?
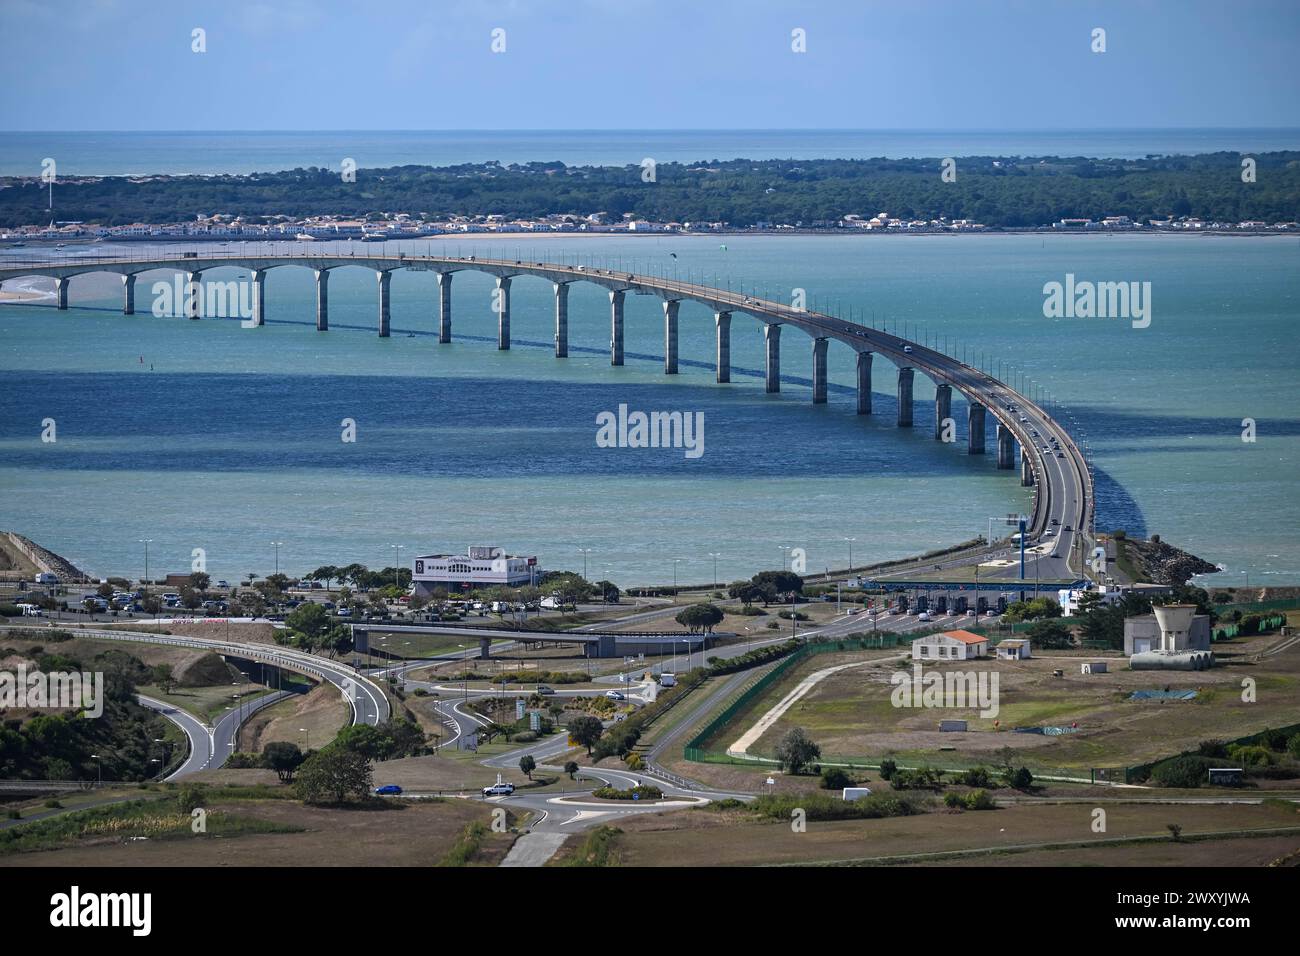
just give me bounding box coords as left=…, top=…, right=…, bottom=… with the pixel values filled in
left=1, top=234, right=1296, bottom=586
left=3, top=128, right=1300, bottom=176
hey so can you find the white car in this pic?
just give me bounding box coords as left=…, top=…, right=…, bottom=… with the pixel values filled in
left=604, top=691, right=626, bottom=701
left=482, top=783, right=515, bottom=797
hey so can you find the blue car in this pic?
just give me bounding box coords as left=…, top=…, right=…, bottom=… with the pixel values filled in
left=374, top=785, right=402, bottom=795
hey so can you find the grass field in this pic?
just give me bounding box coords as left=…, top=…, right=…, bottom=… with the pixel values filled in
left=567, top=799, right=1300, bottom=867
left=714, top=630, right=1300, bottom=775
left=0, top=792, right=514, bottom=867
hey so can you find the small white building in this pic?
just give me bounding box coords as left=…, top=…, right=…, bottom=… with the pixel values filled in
left=912, top=629, right=989, bottom=661
left=996, top=639, right=1031, bottom=660
left=411, top=545, right=537, bottom=597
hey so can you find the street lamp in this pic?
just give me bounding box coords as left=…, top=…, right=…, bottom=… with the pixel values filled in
left=707, top=552, right=721, bottom=589
left=139, top=538, right=152, bottom=586
left=271, top=541, right=283, bottom=577
left=578, top=548, right=592, bottom=580
left=842, top=536, right=856, bottom=573
left=391, top=544, right=404, bottom=590
left=672, top=558, right=683, bottom=591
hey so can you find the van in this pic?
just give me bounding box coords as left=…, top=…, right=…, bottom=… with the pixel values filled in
left=842, top=787, right=873, bottom=801
left=35, top=572, right=59, bottom=586
left=659, top=673, right=677, bottom=688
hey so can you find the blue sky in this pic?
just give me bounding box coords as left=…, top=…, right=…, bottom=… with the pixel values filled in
left=2, top=0, right=1298, bottom=130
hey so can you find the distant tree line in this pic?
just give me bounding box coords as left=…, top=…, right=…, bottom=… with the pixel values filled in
left=4, top=153, right=1298, bottom=227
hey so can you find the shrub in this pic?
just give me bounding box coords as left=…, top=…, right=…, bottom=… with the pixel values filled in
left=624, top=753, right=644, bottom=771
left=1005, top=766, right=1034, bottom=791
left=956, top=767, right=992, bottom=788
left=1150, top=754, right=1213, bottom=789
left=943, top=791, right=963, bottom=809
left=752, top=791, right=922, bottom=821
left=963, top=789, right=996, bottom=810
left=1197, top=739, right=1228, bottom=758
left=879, top=759, right=897, bottom=781
left=891, top=767, right=944, bottom=790
left=592, top=785, right=662, bottom=801
left=1227, top=744, right=1274, bottom=768
left=820, top=767, right=855, bottom=790
left=510, top=731, right=538, bottom=744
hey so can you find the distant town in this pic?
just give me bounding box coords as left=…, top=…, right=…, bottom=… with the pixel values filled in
left=3, top=210, right=1297, bottom=244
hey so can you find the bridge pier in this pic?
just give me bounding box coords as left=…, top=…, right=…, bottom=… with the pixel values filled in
left=997, top=422, right=1015, bottom=469
left=495, top=276, right=511, bottom=349
left=715, top=311, right=731, bottom=383
left=54, top=276, right=68, bottom=310
left=764, top=323, right=782, bottom=393
left=554, top=281, right=569, bottom=358
left=897, top=367, right=914, bottom=427
left=121, top=274, right=135, bottom=315
left=934, top=383, right=952, bottom=440
left=968, top=401, right=986, bottom=454
left=1021, top=448, right=1035, bottom=486
left=437, top=272, right=453, bottom=343
left=376, top=270, right=391, bottom=336
left=812, top=337, right=828, bottom=403
left=664, top=300, right=679, bottom=374
left=479, top=637, right=491, bottom=660
left=856, top=351, right=873, bottom=414
left=610, top=290, right=625, bottom=365
left=312, top=269, right=327, bottom=330
left=185, top=271, right=202, bottom=319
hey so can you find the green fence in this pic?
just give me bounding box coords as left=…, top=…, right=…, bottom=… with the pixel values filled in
left=683, top=636, right=903, bottom=762
left=1212, top=614, right=1287, bottom=641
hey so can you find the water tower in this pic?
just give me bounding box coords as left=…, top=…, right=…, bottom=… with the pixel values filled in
left=1152, top=603, right=1198, bottom=652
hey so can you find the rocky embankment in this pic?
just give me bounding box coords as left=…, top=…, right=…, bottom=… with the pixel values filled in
left=1124, top=537, right=1219, bottom=586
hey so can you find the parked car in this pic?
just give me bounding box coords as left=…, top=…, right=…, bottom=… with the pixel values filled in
left=482, top=783, right=515, bottom=796
left=374, top=785, right=403, bottom=795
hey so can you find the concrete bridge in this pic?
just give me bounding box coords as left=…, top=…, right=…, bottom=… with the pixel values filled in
left=0, top=249, right=1093, bottom=567
left=351, top=622, right=718, bottom=660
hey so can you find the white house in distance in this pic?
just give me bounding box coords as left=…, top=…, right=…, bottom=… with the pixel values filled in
left=996, top=639, right=1032, bottom=660
left=912, top=630, right=989, bottom=661
left=411, top=545, right=537, bottom=598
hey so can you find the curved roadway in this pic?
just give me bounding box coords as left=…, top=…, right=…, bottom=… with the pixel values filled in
left=1, top=250, right=1092, bottom=562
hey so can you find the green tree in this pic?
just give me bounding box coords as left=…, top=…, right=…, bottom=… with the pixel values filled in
left=263, top=741, right=305, bottom=782
left=295, top=747, right=373, bottom=804
left=674, top=602, right=725, bottom=634
left=775, top=726, right=821, bottom=775
left=564, top=760, right=579, bottom=779
left=1025, top=619, right=1073, bottom=649
left=519, top=755, right=536, bottom=780
left=567, top=715, right=604, bottom=756
left=188, top=571, right=211, bottom=592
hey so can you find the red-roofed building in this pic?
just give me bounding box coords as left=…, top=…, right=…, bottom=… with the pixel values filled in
left=911, top=629, right=989, bottom=661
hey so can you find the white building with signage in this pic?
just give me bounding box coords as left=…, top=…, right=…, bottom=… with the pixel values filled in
left=411, top=545, right=537, bottom=597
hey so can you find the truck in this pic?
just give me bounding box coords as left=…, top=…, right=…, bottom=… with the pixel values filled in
left=659, top=673, right=677, bottom=688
